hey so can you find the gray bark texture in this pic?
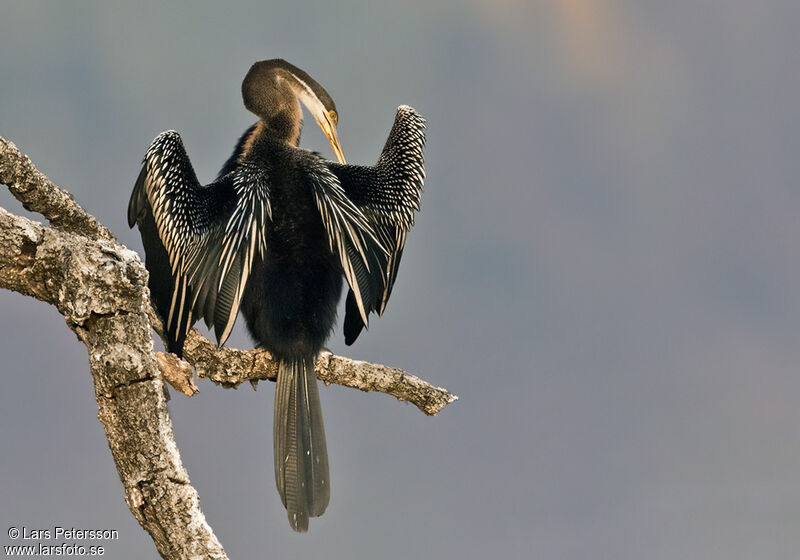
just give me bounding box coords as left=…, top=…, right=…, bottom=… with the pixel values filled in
left=0, top=136, right=456, bottom=559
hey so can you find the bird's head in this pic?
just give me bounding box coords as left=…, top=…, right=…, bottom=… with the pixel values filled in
left=242, top=59, right=346, bottom=163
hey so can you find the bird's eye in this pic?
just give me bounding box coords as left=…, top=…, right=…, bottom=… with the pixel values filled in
left=329, top=110, right=338, bottom=124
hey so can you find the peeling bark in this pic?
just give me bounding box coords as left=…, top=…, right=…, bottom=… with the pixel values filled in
left=0, top=136, right=455, bottom=559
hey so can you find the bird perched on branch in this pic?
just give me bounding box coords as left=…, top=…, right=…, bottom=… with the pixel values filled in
left=128, top=59, right=426, bottom=531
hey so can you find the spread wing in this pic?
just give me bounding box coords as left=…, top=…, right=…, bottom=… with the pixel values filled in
left=327, top=106, right=426, bottom=344
left=303, top=156, right=388, bottom=328
left=128, top=130, right=272, bottom=352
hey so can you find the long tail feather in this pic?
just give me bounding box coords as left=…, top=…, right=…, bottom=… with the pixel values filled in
left=274, top=357, right=330, bottom=531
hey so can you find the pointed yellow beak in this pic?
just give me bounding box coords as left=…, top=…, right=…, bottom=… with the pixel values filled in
left=317, top=117, right=346, bottom=164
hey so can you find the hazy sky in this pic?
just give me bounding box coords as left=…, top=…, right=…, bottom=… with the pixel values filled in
left=2, top=2, right=800, bottom=559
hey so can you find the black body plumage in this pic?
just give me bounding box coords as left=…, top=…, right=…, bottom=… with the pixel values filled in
left=238, top=137, right=344, bottom=359
left=128, top=59, right=425, bottom=531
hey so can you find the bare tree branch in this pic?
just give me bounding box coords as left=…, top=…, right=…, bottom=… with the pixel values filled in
left=0, top=136, right=455, bottom=558
left=0, top=137, right=115, bottom=241
left=0, top=206, right=227, bottom=559
left=174, top=318, right=456, bottom=416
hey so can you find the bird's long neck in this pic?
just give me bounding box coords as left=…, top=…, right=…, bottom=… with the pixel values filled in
left=238, top=105, right=302, bottom=163
left=263, top=98, right=303, bottom=146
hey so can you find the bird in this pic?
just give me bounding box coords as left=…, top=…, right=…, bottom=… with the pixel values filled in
left=127, top=58, right=426, bottom=531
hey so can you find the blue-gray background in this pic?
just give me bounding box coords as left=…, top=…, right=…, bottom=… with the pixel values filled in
left=2, top=1, right=799, bottom=558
